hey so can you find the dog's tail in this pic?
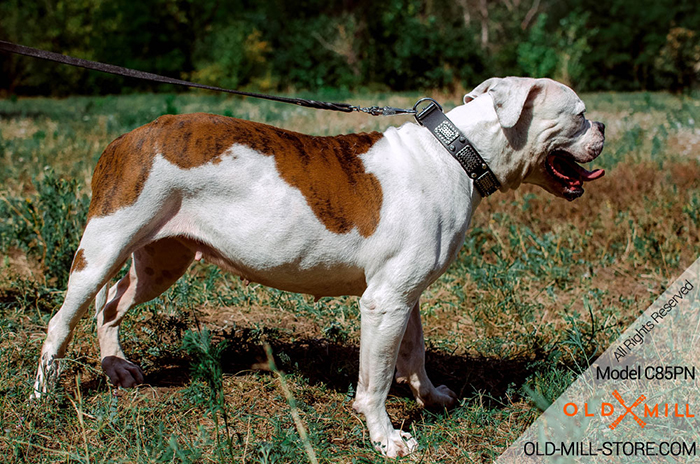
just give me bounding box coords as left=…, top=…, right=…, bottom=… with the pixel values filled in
left=94, top=284, right=108, bottom=314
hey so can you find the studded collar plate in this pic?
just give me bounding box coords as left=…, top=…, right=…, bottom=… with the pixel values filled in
left=414, top=99, right=500, bottom=197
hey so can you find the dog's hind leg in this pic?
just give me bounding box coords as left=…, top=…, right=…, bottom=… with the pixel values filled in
left=32, top=222, right=135, bottom=398
left=97, top=237, right=194, bottom=388
left=395, top=301, right=458, bottom=408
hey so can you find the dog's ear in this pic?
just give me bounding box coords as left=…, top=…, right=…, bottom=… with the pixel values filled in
left=463, top=77, right=501, bottom=104
left=464, top=77, right=538, bottom=129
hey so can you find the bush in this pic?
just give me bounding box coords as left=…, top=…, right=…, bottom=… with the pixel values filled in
left=654, top=27, right=700, bottom=92
left=2, top=0, right=699, bottom=94
left=518, top=12, right=597, bottom=88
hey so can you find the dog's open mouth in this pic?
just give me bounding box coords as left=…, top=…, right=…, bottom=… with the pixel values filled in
left=546, top=151, right=605, bottom=200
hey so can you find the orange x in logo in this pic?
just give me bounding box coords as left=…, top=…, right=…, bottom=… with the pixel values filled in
left=609, top=390, right=646, bottom=430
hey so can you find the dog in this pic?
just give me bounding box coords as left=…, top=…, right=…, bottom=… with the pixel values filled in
left=33, top=77, right=605, bottom=458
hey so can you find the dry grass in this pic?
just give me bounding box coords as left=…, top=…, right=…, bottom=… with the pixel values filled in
left=0, top=90, right=699, bottom=463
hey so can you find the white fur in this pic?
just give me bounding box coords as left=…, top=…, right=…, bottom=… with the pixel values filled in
left=32, top=77, right=605, bottom=458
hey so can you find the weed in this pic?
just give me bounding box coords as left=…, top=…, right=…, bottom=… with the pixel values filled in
left=182, top=326, right=236, bottom=462
left=163, top=95, right=179, bottom=116
left=0, top=168, right=89, bottom=288
left=264, top=343, right=319, bottom=464
left=683, top=192, right=700, bottom=223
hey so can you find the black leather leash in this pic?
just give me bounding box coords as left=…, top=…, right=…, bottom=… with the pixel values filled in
left=0, top=40, right=500, bottom=196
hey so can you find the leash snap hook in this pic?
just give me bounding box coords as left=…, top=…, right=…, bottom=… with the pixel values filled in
left=352, top=105, right=417, bottom=117
left=352, top=105, right=385, bottom=116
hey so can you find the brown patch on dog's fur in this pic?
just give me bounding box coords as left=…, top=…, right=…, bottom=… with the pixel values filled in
left=70, top=249, right=87, bottom=274
left=88, top=127, right=155, bottom=219
left=88, top=113, right=383, bottom=237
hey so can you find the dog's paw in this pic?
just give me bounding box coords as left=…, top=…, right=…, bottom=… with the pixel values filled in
left=31, top=354, right=61, bottom=401
left=418, top=384, right=458, bottom=409
left=433, top=384, right=459, bottom=407
left=373, top=429, right=419, bottom=458
left=102, top=356, right=144, bottom=388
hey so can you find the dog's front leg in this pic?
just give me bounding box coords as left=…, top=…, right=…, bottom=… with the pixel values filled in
left=353, top=292, right=418, bottom=458
left=395, top=301, right=458, bottom=408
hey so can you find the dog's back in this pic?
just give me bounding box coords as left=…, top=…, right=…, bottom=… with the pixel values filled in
left=89, top=113, right=384, bottom=237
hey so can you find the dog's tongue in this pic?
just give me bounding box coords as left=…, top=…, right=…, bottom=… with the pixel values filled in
left=551, top=154, right=605, bottom=183
left=571, top=162, right=605, bottom=181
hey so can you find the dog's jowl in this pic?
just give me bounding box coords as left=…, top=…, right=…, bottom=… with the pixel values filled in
left=33, top=77, right=605, bottom=458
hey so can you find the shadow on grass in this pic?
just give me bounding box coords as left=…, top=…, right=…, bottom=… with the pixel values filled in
left=139, top=325, right=536, bottom=407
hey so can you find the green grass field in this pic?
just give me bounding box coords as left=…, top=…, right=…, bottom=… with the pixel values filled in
left=1, top=90, right=699, bottom=463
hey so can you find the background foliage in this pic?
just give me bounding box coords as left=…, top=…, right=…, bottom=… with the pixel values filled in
left=2, top=0, right=700, bottom=96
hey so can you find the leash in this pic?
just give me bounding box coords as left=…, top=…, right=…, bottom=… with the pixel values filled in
left=0, top=40, right=500, bottom=196
left=0, top=40, right=413, bottom=117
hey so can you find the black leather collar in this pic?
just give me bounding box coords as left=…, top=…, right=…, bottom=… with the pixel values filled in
left=414, top=98, right=500, bottom=197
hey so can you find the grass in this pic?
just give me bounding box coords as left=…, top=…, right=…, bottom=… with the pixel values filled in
left=0, top=89, right=699, bottom=463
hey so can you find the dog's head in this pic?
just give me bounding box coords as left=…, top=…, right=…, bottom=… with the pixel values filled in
left=463, top=77, right=605, bottom=200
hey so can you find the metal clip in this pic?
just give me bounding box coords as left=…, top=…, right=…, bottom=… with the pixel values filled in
left=352, top=105, right=417, bottom=116
left=351, top=106, right=380, bottom=116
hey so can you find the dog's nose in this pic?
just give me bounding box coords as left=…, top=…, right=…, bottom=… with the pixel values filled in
left=596, top=122, right=605, bottom=135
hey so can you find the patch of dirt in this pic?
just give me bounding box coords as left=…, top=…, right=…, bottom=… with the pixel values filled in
left=1, top=247, right=44, bottom=281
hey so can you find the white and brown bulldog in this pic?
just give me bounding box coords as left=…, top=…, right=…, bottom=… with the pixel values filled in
left=33, top=77, right=605, bottom=457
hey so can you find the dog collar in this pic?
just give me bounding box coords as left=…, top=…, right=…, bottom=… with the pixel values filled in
left=414, top=98, right=500, bottom=197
